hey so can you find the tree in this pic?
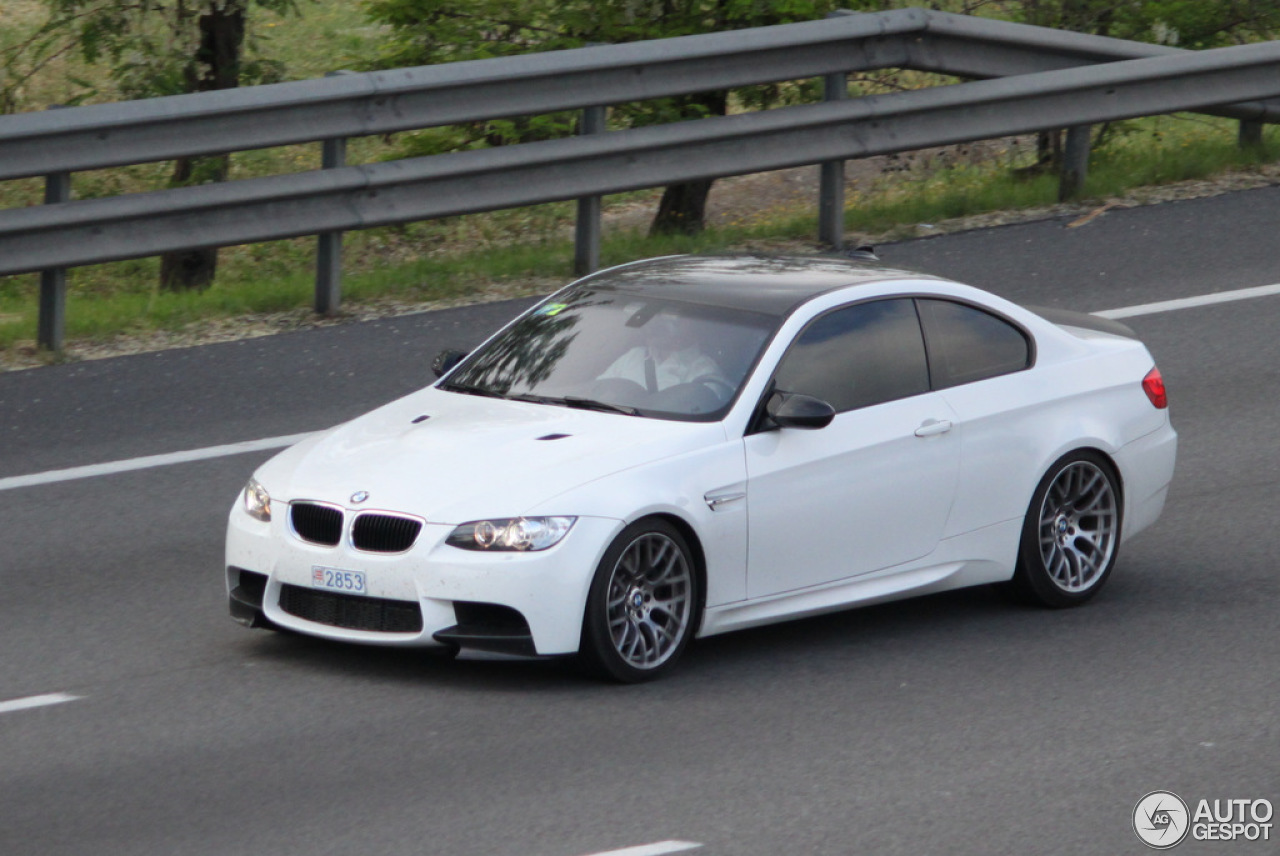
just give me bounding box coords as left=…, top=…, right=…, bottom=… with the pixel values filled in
left=1016, top=0, right=1280, bottom=47
left=1013, top=0, right=1280, bottom=173
left=363, top=0, right=883, bottom=235
left=37, top=0, right=298, bottom=289
left=1, top=11, right=84, bottom=115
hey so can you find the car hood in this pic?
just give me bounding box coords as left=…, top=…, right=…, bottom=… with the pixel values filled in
left=256, top=387, right=725, bottom=523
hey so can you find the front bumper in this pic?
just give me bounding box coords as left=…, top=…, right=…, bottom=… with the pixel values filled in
left=225, top=507, right=622, bottom=656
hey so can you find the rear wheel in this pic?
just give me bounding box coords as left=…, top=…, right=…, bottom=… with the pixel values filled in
left=1011, top=451, right=1122, bottom=608
left=580, top=519, right=699, bottom=682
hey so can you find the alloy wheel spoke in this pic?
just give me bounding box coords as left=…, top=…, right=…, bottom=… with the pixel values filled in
left=647, top=617, right=678, bottom=648
left=607, top=589, right=628, bottom=610
left=1051, top=549, right=1072, bottom=585
left=625, top=622, right=646, bottom=660
left=648, top=603, right=680, bottom=634
left=1065, top=549, right=1083, bottom=587
left=1077, top=484, right=1110, bottom=515
left=1075, top=549, right=1102, bottom=581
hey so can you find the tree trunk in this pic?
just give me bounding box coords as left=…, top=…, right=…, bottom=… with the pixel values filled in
left=160, top=152, right=230, bottom=290
left=1013, top=129, right=1063, bottom=180
left=650, top=178, right=715, bottom=236
left=160, top=3, right=245, bottom=292
left=648, top=91, right=728, bottom=236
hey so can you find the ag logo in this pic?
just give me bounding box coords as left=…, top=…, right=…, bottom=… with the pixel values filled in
left=1134, top=791, right=1190, bottom=849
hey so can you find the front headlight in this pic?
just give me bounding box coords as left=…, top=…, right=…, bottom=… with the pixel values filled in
left=446, top=516, right=576, bottom=552
left=243, top=477, right=272, bottom=522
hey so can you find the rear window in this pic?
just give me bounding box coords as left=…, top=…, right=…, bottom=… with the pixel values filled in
left=917, top=299, right=1031, bottom=388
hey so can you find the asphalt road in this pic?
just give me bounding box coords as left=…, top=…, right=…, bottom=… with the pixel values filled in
left=2, top=186, right=1279, bottom=856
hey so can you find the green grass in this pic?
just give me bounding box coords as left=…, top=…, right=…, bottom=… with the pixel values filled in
left=1088, top=116, right=1280, bottom=187
left=830, top=116, right=1280, bottom=232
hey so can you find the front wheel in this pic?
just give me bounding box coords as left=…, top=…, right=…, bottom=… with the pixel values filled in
left=579, top=519, right=700, bottom=682
left=1011, top=451, right=1122, bottom=608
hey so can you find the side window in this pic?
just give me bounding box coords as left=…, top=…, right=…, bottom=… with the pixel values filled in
left=917, top=299, right=1031, bottom=388
left=773, top=299, right=930, bottom=413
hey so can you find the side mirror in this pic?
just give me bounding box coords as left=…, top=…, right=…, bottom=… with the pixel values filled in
left=432, top=349, right=468, bottom=379
left=767, top=391, right=835, bottom=430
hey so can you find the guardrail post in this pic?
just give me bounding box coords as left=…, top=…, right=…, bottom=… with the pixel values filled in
left=315, top=71, right=351, bottom=315
left=37, top=105, right=70, bottom=353
left=574, top=104, right=607, bottom=277
left=1059, top=124, right=1092, bottom=202
left=818, top=72, right=849, bottom=250
left=1239, top=119, right=1265, bottom=150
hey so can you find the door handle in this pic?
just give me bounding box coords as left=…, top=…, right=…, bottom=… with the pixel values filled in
left=914, top=418, right=953, bottom=437
left=704, top=490, right=746, bottom=511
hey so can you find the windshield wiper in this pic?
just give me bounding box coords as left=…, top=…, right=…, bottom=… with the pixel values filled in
left=439, top=381, right=503, bottom=398
left=563, top=396, right=640, bottom=416
left=508, top=393, right=639, bottom=416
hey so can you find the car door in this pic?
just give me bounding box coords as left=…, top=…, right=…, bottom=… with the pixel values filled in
left=744, top=298, right=961, bottom=599
left=915, top=297, right=1036, bottom=538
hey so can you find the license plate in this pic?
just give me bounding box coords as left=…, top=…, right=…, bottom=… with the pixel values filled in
left=311, top=565, right=367, bottom=595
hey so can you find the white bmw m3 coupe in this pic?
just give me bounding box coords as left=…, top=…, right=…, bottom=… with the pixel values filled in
left=226, top=254, right=1176, bottom=681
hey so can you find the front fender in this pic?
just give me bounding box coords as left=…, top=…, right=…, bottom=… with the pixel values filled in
left=526, top=436, right=749, bottom=608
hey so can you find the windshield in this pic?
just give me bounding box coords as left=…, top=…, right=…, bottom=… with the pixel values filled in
left=441, top=286, right=778, bottom=421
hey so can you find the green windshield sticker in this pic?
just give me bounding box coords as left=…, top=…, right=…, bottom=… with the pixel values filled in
left=536, top=303, right=569, bottom=317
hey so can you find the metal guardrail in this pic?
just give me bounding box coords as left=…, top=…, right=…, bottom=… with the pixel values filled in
left=6, top=38, right=1280, bottom=273
left=2, top=7, right=1280, bottom=350
left=0, top=10, right=930, bottom=182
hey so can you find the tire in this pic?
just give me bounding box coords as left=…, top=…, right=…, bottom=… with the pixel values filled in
left=1011, top=450, right=1122, bottom=608
left=579, top=519, right=700, bottom=682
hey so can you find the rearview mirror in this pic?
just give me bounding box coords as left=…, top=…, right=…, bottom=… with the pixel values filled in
left=767, top=391, right=835, bottom=430
left=432, top=349, right=468, bottom=378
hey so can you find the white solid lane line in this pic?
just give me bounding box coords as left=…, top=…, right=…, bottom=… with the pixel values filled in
left=581, top=842, right=702, bottom=856
left=2, top=282, right=1279, bottom=494
left=1094, top=282, right=1280, bottom=320
left=0, top=431, right=318, bottom=492
left=0, top=692, right=82, bottom=715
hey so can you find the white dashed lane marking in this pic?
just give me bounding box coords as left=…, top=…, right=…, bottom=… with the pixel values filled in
left=581, top=842, right=702, bottom=856
left=1094, top=282, right=1280, bottom=319
left=0, top=432, right=317, bottom=492
left=0, top=692, right=82, bottom=715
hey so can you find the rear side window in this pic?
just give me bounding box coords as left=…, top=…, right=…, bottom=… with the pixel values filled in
left=773, top=298, right=930, bottom=413
left=917, top=299, right=1031, bottom=388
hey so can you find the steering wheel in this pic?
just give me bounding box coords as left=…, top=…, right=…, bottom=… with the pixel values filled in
left=588, top=377, right=649, bottom=404
left=691, top=375, right=735, bottom=403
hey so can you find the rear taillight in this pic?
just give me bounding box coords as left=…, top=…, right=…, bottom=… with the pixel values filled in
left=1142, top=367, right=1168, bottom=409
